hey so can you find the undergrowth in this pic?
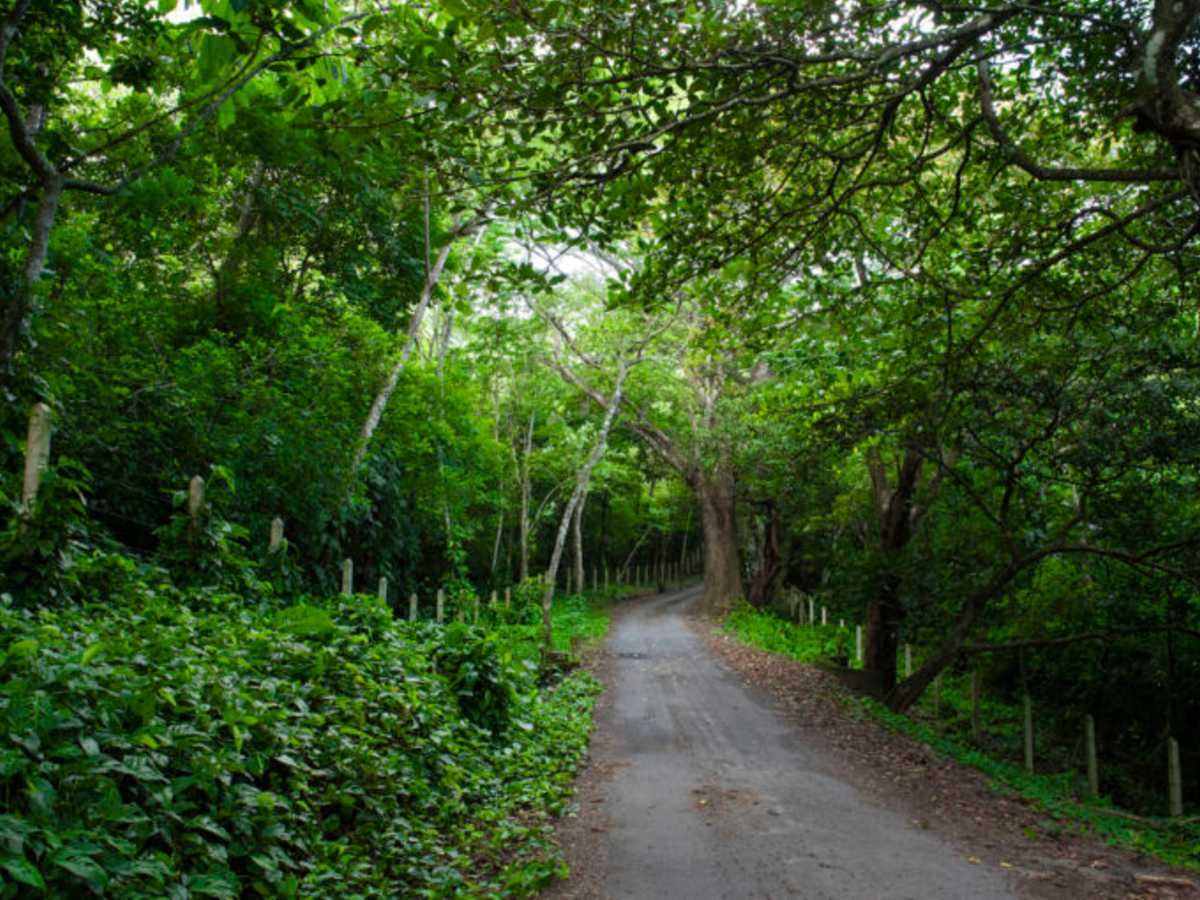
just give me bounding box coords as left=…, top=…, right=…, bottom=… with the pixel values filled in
left=723, top=602, right=1200, bottom=870
left=0, top=561, right=618, bottom=897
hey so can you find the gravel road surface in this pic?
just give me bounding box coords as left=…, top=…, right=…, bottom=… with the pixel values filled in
left=595, top=584, right=1017, bottom=900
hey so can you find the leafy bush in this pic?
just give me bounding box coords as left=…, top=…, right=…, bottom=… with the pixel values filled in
left=0, top=586, right=600, bottom=897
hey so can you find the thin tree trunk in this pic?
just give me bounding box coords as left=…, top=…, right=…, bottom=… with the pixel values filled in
left=518, top=411, right=534, bottom=582
left=598, top=491, right=609, bottom=570
left=863, top=442, right=925, bottom=694
left=1, top=174, right=61, bottom=376
left=212, top=160, right=265, bottom=328
left=678, top=505, right=692, bottom=570
left=572, top=490, right=586, bottom=593
left=746, top=500, right=783, bottom=607
left=621, top=525, right=653, bottom=579
left=542, top=361, right=629, bottom=651
left=352, top=233, right=455, bottom=470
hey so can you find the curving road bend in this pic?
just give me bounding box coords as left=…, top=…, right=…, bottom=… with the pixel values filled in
left=593, top=585, right=1016, bottom=900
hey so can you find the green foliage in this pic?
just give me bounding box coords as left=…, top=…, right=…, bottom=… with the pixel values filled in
left=0, top=579, right=604, bottom=897
left=724, top=602, right=854, bottom=668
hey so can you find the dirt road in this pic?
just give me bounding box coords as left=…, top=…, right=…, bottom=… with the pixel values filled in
left=569, top=585, right=1016, bottom=900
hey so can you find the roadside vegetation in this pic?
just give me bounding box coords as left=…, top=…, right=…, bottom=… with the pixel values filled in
left=725, top=603, right=1200, bottom=869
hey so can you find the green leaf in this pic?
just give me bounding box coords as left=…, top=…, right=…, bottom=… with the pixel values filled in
left=198, top=35, right=237, bottom=83
left=2, top=856, right=44, bottom=889
left=81, top=642, right=104, bottom=665
left=50, top=851, right=108, bottom=891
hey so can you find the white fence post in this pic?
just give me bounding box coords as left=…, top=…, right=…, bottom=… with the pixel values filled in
left=21, top=403, right=53, bottom=513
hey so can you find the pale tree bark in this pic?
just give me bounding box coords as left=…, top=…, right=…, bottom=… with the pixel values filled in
left=351, top=214, right=489, bottom=475
left=694, top=467, right=743, bottom=613
left=551, top=356, right=745, bottom=615
left=542, top=360, right=629, bottom=651
left=534, top=298, right=746, bottom=614
left=490, top=385, right=505, bottom=580
left=516, top=410, right=535, bottom=582
left=351, top=228, right=457, bottom=471
left=572, top=489, right=586, bottom=592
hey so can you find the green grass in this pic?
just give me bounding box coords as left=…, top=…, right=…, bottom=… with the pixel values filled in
left=504, top=584, right=637, bottom=663
left=723, top=603, right=1200, bottom=870
left=725, top=601, right=859, bottom=667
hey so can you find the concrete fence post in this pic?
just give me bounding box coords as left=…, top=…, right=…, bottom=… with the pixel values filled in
left=436, top=589, right=444, bottom=623
left=269, top=516, right=285, bottom=553
left=408, top=593, right=418, bottom=621
left=21, top=403, right=53, bottom=513
left=1023, top=694, right=1034, bottom=774
left=187, top=475, right=205, bottom=523
left=1085, top=715, right=1099, bottom=799
left=1168, top=737, right=1183, bottom=817
left=341, top=558, right=353, bottom=595
left=855, top=625, right=862, bottom=664
left=904, top=644, right=912, bottom=679
left=473, top=594, right=480, bottom=623
left=971, top=670, right=982, bottom=743
left=377, top=575, right=388, bottom=603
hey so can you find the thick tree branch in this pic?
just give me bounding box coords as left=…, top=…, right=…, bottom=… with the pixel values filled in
left=978, top=59, right=1177, bottom=184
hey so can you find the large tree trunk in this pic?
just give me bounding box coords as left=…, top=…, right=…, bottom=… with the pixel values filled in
left=864, top=578, right=903, bottom=692
left=863, top=442, right=924, bottom=696
left=696, top=469, right=743, bottom=615
left=746, top=500, right=783, bottom=608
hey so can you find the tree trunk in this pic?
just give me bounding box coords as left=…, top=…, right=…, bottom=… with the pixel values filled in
left=863, top=442, right=924, bottom=695
left=518, top=411, right=534, bottom=582
left=572, top=491, right=586, bottom=593
left=542, top=361, right=629, bottom=651
left=1, top=175, right=62, bottom=378
left=746, top=500, right=783, bottom=608
left=887, top=555, right=1030, bottom=710
left=598, top=491, right=609, bottom=571
left=696, top=469, right=743, bottom=615
left=864, top=579, right=903, bottom=692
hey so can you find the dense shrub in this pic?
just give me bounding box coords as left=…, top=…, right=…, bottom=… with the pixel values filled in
left=0, top=584, right=600, bottom=897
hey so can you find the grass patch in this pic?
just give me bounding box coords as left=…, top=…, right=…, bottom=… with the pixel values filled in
left=725, top=601, right=858, bottom=667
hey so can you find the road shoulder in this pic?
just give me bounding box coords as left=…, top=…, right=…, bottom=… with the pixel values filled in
left=695, top=613, right=1199, bottom=900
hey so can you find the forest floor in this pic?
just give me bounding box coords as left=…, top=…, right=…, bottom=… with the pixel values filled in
left=543, top=586, right=1199, bottom=900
